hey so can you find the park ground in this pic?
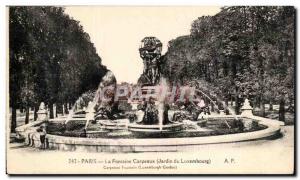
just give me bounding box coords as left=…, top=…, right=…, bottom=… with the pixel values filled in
left=7, top=126, right=294, bottom=174
left=7, top=107, right=294, bottom=174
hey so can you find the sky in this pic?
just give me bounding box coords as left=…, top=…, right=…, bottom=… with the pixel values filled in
left=65, top=6, right=221, bottom=83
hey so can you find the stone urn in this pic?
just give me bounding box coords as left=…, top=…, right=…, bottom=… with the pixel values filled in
left=241, top=98, right=253, bottom=116
left=37, top=102, right=48, bottom=121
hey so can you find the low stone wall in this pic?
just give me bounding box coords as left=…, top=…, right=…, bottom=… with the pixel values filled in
left=14, top=115, right=283, bottom=152
left=15, top=120, right=44, bottom=139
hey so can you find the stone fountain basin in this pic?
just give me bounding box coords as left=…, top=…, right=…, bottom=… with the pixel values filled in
left=128, top=122, right=183, bottom=132
left=15, top=115, right=283, bottom=152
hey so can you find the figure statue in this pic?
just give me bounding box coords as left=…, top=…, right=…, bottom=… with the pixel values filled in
left=94, top=70, right=118, bottom=120
left=138, top=37, right=162, bottom=86
left=140, top=97, right=159, bottom=125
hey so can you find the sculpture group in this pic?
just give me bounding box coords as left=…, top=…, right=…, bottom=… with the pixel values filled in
left=91, top=37, right=169, bottom=126
left=138, top=37, right=163, bottom=86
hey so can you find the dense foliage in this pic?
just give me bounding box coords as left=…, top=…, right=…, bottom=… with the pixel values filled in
left=9, top=7, right=108, bottom=131
left=162, top=6, right=295, bottom=118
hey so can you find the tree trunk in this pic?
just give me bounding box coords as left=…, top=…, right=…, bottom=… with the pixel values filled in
left=69, top=102, right=72, bottom=110
left=25, top=106, right=30, bottom=124
left=61, top=104, right=64, bottom=115
left=230, top=95, right=233, bottom=106
left=258, top=53, right=265, bottom=116
left=260, top=100, right=265, bottom=117
left=269, top=100, right=273, bottom=111
left=279, top=98, right=285, bottom=122
left=211, top=102, right=214, bottom=112
left=54, top=104, right=58, bottom=118
left=235, top=98, right=239, bottom=115
left=64, top=103, right=69, bottom=114
left=11, top=107, right=17, bottom=133
left=252, top=96, right=258, bottom=109
left=33, top=104, right=39, bottom=121
left=235, top=92, right=240, bottom=115
left=20, top=107, right=24, bottom=113
left=49, top=102, right=54, bottom=119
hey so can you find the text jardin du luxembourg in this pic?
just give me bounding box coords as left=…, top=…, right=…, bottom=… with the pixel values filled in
left=104, top=158, right=211, bottom=164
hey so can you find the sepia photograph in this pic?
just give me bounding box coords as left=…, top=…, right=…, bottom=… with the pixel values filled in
left=6, top=5, right=295, bottom=175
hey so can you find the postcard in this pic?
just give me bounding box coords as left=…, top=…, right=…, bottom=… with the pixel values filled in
left=6, top=6, right=295, bottom=175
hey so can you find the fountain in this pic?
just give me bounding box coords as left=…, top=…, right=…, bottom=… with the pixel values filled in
left=14, top=37, right=284, bottom=152
left=128, top=37, right=184, bottom=134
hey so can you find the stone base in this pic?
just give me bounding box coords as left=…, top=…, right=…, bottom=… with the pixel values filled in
left=241, top=109, right=253, bottom=116
left=37, top=113, right=48, bottom=121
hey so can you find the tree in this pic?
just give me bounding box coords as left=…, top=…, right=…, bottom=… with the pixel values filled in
left=162, top=6, right=295, bottom=119
left=9, top=7, right=108, bottom=129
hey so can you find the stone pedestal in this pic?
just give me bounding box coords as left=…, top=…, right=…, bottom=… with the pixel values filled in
left=37, top=102, right=48, bottom=121
left=37, top=110, right=48, bottom=121
left=219, top=110, right=225, bottom=115
left=241, top=98, right=253, bottom=116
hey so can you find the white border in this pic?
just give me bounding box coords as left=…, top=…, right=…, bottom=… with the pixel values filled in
left=1, top=0, right=299, bottom=179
